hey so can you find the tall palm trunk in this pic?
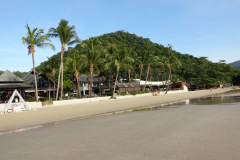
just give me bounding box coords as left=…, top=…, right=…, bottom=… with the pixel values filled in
left=165, top=66, right=172, bottom=94
left=112, top=69, right=119, bottom=98
left=144, top=65, right=150, bottom=91
left=56, top=64, right=62, bottom=100
left=71, top=75, right=74, bottom=96
left=87, top=74, right=89, bottom=96
left=76, top=71, right=81, bottom=98
left=60, top=45, right=65, bottom=100
left=90, top=64, right=93, bottom=97
left=31, top=49, right=38, bottom=101
left=48, top=77, right=50, bottom=101
left=139, top=64, right=143, bottom=90
left=53, top=74, right=56, bottom=99
left=102, top=77, right=105, bottom=93
left=160, top=69, right=164, bottom=92
left=128, top=69, right=131, bottom=92
left=97, top=70, right=101, bottom=96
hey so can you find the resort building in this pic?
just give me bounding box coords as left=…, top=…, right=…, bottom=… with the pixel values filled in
left=73, top=74, right=106, bottom=96
left=0, top=70, right=31, bottom=102
left=22, top=70, right=56, bottom=98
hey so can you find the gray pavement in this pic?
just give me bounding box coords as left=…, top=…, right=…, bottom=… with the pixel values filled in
left=0, top=104, right=240, bottom=160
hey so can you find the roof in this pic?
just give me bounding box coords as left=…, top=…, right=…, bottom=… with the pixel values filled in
left=74, top=74, right=105, bottom=83
left=0, top=70, right=24, bottom=83
left=0, top=83, right=32, bottom=90
left=22, top=70, right=55, bottom=85
left=116, top=83, right=140, bottom=88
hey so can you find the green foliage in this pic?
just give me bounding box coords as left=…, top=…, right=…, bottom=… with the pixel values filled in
left=130, top=90, right=151, bottom=95
left=102, top=92, right=113, bottom=96
left=35, top=30, right=238, bottom=90
left=38, top=97, right=49, bottom=102
left=117, top=92, right=127, bottom=96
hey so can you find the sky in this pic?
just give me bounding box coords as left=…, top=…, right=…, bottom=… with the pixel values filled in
left=0, top=0, right=240, bottom=72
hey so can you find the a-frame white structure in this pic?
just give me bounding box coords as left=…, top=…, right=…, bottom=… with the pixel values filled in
left=4, top=89, right=31, bottom=113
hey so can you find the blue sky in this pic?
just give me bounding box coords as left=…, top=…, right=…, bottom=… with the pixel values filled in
left=0, top=0, right=240, bottom=72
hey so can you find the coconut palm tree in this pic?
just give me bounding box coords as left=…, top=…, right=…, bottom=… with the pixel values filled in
left=46, top=72, right=51, bottom=101
left=47, top=57, right=57, bottom=99
left=143, top=50, right=155, bottom=91
left=65, top=57, right=76, bottom=96
left=136, top=50, right=148, bottom=88
left=81, top=37, right=101, bottom=97
left=110, top=47, right=132, bottom=97
left=165, top=45, right=181, bottom=93
left=95, top=57, right=106, bottom=96
left=48, top=19, right=80, bottom=100
left=73, top=53, right=82, bottom=98
left=22, top=24, right=55, bottom=101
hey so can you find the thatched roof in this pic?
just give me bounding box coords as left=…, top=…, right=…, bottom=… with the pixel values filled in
left=0, top=70, right=24, bottom=83
left=0, top=83, right=32, bottom=89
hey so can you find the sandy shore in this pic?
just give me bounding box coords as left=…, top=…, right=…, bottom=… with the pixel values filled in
left=0, top=88, right=232, bottom=132
left=0, top=92, right=240, bottom=160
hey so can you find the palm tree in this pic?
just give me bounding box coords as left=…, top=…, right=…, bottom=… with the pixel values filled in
left=105, top=46, right=117, bottom=92
left=81, top=37, right=101, bottom=97
left=123, top=59, right=135, bottom=91
left=48, top=19, right=80, bottom=100
left=95, top=58, right=106, bottom=96
left=143, top=50, right=155, bottom=91
left=47, top=57, right=57, bottom=99
left=110, top=47, right=132, bottom=97
left=136, top=50, right=148, bottom=88
left=22, top=24, right=55, bottom=101
left=73, top=53, right=82, bottom=98
left=46, top=72, right=51, bottom=101
left=65, top=57, right=76, bottom=96
left=165, top=45, right=181, bottom=93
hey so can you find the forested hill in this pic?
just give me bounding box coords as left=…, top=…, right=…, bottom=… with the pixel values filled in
left=229, top=60, right=240, bottom=69
left=37, top=30, right=239, bottom=88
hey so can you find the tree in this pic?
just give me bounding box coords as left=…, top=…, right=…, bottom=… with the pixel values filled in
left=95, top=57, right=106, bottom=96
left=22, top=24, right=55, bottom=101
left=111, top=47, right=131, bottom=97
left=47, top=57, right=57, bottom=99
left=46, top=72, right=51, bottom=101
left=136, top=49, right=148, bottom=88
left=81, top=37, right=101, bottom=97
left=65, top=57, right=76, bottom=96
left=143, top=49, right=155, bottom=91
left=73, top=53, right=82, bottom=98
left=48, top=19, right=80, bottom=100
left=165, top=45, right=181, bottom=92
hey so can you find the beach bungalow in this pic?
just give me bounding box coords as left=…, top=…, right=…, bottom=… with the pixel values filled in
left=73, top=74, right=106, bottom=96
left=0, top=70, right=31, bottom=102
left=22, top=70, right=56, bottom=97
left=116, top=83, right=141, bottom=93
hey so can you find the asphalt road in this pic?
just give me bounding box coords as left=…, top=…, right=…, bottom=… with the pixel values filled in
left=0, top=104, right=240, bottom=160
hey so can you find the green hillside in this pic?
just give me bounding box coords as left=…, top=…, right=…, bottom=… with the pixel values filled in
left=229, top=60, right=240, bottom=69
left=36, top=31, right=238, bottom=90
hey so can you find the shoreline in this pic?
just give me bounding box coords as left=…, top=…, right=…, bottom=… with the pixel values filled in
left=0, top=88, right=232, bottom=132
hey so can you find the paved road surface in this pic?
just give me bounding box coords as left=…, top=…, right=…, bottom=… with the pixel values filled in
left=0, top=104, right=240, bottom=160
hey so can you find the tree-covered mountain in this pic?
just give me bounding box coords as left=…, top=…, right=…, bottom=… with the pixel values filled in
left=229, top=60, right=240, bottom=69
left=36, top=30, right=238, bottom=91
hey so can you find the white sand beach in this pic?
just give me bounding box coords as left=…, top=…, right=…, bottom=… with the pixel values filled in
left=0, top=88, right=232, bottom=132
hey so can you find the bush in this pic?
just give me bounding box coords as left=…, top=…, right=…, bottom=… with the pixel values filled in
left=102, top=92, right=113, bottom=96
left=38, top=97, right=49, bottom=102
left=130, top=90, right=150, bottom=95
left=117, top=92, right=127, bottom=96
